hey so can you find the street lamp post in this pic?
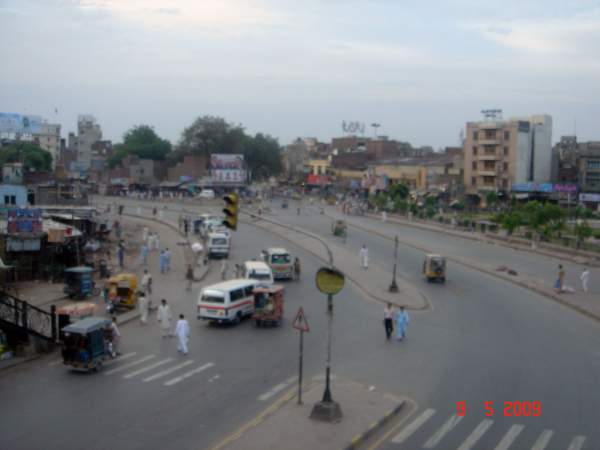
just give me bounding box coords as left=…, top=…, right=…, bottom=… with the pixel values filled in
left=388, top=235, right=399, bottom=292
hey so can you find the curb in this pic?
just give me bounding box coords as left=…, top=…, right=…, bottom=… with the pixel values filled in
left=344, top=401, right=406, bottom=450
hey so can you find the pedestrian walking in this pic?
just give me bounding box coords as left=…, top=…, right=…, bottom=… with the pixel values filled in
left=157, top=299, right=173, bottom=337
left=395, top=306, right=410, bottom=341
left=383, top=303, right=394, bottom=340
left=221, top=259, right=228, bottom=280
left=555, top=264, right=565, bottom=293
left=175, top=314, right=190, bottom=355
left=109, top=317, right=121, bottom=355
left=139, top=242, right=149, bottom=268
left=184, top=219, right=189, bottom=236
left=117, top=243, right=125, bottom=269
left=159, top=250, right=167, bottom=274
left=138, top=291, right=149, bottom=324
left=142, top=226, right=149, bottom=244
left=186, top=264, right=194, bottom=291
left=359, top=244, right=369, bottom=270
left=152, top=207, right=157, bottom=218
left=164, top=248, right=172, bottom=272
left=178, top=214, right=184, bottom=231
left=293, top=257, right=301, bottom=281
left=141, top=269, right=152, bottom=296
left=580, top=267, right=590, bottom=293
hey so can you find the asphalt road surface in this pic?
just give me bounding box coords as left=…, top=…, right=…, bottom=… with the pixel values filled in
left=1, top=196, right=599, bottom=450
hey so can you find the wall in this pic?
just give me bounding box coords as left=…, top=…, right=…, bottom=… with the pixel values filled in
left=0, top=185, right=28, bottom=206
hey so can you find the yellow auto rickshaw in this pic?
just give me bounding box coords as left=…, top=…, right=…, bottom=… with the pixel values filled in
left=107, top=273, right=138, bottom=313
left=423, top=254, right=446, bottom=283
left=331, top=219, right=347, bottom=237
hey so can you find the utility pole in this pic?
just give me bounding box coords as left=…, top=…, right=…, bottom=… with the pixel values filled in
left=388, top=235, right=399, bottom=292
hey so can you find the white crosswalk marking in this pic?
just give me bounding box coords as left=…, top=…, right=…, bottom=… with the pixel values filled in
left=391, top=408, right=436, bottom=444
left=258, top=377, right=297, bottom=402
left=531, top=430, right=554, bottom=450
left=104, top=355, right=155, bottom=375
left=123, top=358, right=173, bottom=379
left=423, top=414, right=464, bottom=448
left=567, top=435, right=587, bottom=450
left=103, top=352, right=137, bottom=366
left=494, top=424, right=524, bottom=450
left=164, top=362, right=214, bottom=386
left=142, top=360, right=195, bottom=382
left=457, top=419, right=493, bottom=450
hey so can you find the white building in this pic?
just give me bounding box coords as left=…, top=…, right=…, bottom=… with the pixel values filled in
left=73, top=115, right=102, bottom=170
left=34, top=122, right=61, bottom=169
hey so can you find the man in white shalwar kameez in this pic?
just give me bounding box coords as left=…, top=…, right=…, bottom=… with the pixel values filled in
left=157, top=299, right=173, bottom=337
left=359, top=245, right=369, bottom=270
left=175, top=314, right=190, bottom=355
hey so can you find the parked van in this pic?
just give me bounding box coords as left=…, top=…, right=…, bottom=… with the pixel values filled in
left=208, top=232, right=230, bottom=258
left=261, top=247, right=293, bottom=280
left=242, top=260, right=274, bottom=286
left=197, top=279, right=258, bottom=324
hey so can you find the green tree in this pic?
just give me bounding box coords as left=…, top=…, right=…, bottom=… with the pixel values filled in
left=393, top=197, right=408, bottom=213
left=372, top=192, right=388, bottom=210
left=108, top=125, right=171, bottom=168
left=495, top=211, right=523, bottom=235
left=389, top=183, right=409, bottom=200
left=0, top=142, right=52, bottom=171
left=242, top=133, right=282, bottom=180
left=486, top=191, right=498, bottom=208
left=574, top=221, right=593, bottom=247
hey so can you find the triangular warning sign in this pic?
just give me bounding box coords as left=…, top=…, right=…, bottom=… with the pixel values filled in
left=293, top=307, right=309, bottom=332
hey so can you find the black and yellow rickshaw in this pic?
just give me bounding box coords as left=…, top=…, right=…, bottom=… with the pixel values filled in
left=423, top=254, right=446, bottom=283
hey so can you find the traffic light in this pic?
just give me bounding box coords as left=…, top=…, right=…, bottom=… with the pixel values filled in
left=223, top=193, right=239, bottom=231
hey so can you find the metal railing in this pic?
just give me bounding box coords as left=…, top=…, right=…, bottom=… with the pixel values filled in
left=0, top=291, right=57, bottom=342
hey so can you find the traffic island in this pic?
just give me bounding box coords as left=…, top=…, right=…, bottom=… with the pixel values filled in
left=210, top=377, right=406, bottom=450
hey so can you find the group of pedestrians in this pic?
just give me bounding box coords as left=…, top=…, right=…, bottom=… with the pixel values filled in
left=554, top=264, right=591, bottom=294
left=383, top=303, right=410, bottom=341
left=156, top=299, right=190, bottom=355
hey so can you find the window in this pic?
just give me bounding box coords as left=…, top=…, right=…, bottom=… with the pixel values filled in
left=503, top=147, right=509, bottom=156
left=230, top=289, right=244, bottom=302
left=473, top=146, right=478, bottom=155
left=4, top=195, right=16, bottom=205
left=202, top=294, right=224, bottom=304
left=485, top=130, right=496, bottom=139
left=471, top=177, right=476, bottom=185
left=503, top=162, right=508, bottom=171
left=504, top=131, right=510, bottom=140
left=271, top=254, right=291, bottom=264
left=472, top=162, right=477, bottom=170
left=587, top=159, right=600, bottom=170
left=473, top=131, right=478, bottom=141
left=484, top=161, right=495, bottom=170
left=244, top=286, right=255, bottom=296
left=483, top=176, right=495, bottom=185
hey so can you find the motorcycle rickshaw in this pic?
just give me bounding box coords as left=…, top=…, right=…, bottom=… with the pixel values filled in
left=64, top=267, right=99, bottom=300
left=423, top=254, right=446, bottom=283
left=331, top=219, right=347, bottom=237
left=61, top=317, right=112, bottom=372
left=106, top=273, right=138, bottom=314
left=252, top=285, right=284, bottom=327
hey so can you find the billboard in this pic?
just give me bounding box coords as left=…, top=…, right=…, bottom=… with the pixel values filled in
left=512, top=183, right=578, bottom=194
left=7, top=208, right=43, bottom=234
left=210, top=154, right=246, bottom=184
left=0, top=113, right=42, bottom=135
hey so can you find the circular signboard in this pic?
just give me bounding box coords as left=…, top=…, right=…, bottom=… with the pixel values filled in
left=315, top=267, right=345, bottom=295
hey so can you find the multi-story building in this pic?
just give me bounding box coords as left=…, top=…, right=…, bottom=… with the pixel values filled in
left=72, top=115, right=102, bottom=170
left=33, top=123, right=61, bottom=169
left=578, top=142, right=600, bottom=193
left=463, top=114, right=553, bottom=194
left=551, top=136, right=579, bottom=184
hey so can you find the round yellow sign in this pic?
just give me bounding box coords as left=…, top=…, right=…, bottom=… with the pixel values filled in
left=315, top=268, right=345, bottom=295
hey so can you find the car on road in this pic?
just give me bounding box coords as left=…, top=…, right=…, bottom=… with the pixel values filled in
left=208, top=231, right=230, bottom=258
left=242, top=260, right=274, bottom=286
left=198, top=189, right=215, bottom=199
left=197, top=279, right=258, bottom=324
left=261, top=247, right=293, bottom=280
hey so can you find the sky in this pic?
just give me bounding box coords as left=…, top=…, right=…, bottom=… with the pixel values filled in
left=1, top=0, right=599, bottom=149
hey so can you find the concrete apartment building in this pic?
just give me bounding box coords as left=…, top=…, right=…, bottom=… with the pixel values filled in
left=33, top=123, right=61, bottom=169
left=578, top=141, right=600, bottom=193
left=463, top=114, right=552, bottom=194
left=71, top=115, right=102, bottom=170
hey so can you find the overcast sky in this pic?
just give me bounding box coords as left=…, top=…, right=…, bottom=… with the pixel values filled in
left=1, top=0, right=599, bottom=149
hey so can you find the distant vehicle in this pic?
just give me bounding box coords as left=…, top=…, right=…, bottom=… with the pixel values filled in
left=261, top=247, right=293, bottom=280
left=208, top=232, right=230, bottom=258
left=242, top=260, right=274, bottom=286
left=198, top=189, right=215, bottom=199
left=423, top=254, right=446, bottom=283
left=197, top=279, right=258, bottom=324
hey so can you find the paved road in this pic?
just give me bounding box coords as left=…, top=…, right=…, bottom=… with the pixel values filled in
left=2, top=196, right=599, bottom=450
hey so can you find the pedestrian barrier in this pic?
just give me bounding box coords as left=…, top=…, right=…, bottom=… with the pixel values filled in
left=0, top=290, right=57, bottom=342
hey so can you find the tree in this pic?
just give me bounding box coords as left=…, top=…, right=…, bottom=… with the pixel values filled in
left=242, top=133, right=282, bottom=180
left=574, top=221, right=593, bottom=247
left=486, top=191, right=498, bottom=208
left=372, top=192, right=388, bottom=210
left=389, top=183, right=409, bottom=200
left=0, top=142, right=52, bottom=172
left=393, top=197, right=408, bottom=213
left=498, top=211, right=523, bottom=235
left=108, top=125, right=171, bottom=168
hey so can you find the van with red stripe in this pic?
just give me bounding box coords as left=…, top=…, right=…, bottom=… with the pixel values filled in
left=197, top=279, right=258, bottom=324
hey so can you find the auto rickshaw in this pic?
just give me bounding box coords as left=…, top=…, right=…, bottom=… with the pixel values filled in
left=61, top=317, right=112, bottom=372
left=252, top=285, right=284, bottom=327
left=331, top=219, right=347, bottom=237
left=64, top=267, right=99, bottom=300
left=423, top=254, right=446, bottom=283
left=106, top=273, right=138, bottom=314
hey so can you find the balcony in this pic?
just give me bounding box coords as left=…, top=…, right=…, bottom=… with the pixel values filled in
left=478, top=139, right=500, bottom=146
left=477, top=170, right=497, bottom=176
left=478, top=154, right=498, bottom=161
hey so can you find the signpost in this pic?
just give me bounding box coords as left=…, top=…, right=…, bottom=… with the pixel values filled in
left=293, top=307, right=310, bottom=405
left=311, top=267, right=345, bottom=423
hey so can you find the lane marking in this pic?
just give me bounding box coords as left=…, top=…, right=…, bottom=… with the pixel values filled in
left=423, top=414, right=463, bottom=448
left=103, top=352, right=137, bottom=366
left=531, top=430, right=554, bottom=450
left=258, top=376, right=298, bottom=402
left=142, top=360, right=195, bottom=382
left=123, top=358, right=173, bottom=379
left=164, top=362, right=214, bottom=386
left=391, top=408, right=435, bottom=444
left=567, top=435, right=587, bottom=450
left=48, top=358, right=62, bottom=367
left=457, top=419, right=494, bottom=450
left=104, top=355, right=155, bottom=375
left=494, top=424, right=524, bottom=450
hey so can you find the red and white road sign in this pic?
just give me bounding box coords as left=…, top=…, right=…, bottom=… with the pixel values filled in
left=293, top=307, right=310, bottom=332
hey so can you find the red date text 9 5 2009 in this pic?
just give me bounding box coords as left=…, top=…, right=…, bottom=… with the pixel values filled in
left=456, top=401, right=541, bottom=417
